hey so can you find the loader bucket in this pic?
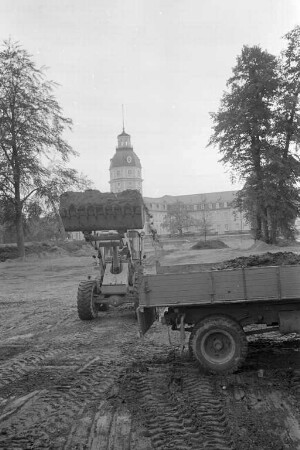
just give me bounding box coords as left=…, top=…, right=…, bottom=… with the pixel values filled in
left=59, top=189, right=145, bottom=232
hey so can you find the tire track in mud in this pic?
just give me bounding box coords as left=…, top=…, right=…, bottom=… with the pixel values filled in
left=179, top=367, right=234, bottom=450
left=290, top=370, right=300, bottom=398
left=0, top=354, right=136, bottom=449
left=0, top=347, right=66, bottom=390
left=0, top=316, right=140, bottom=449
left=0, top=313, right=138, bottom=392
left=120, top=359, right=234, bottom=450
left=0, top=303, right=76, bottom=342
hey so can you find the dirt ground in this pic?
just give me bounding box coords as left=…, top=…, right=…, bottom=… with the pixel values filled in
left=0, top=237, right=300, bottom=449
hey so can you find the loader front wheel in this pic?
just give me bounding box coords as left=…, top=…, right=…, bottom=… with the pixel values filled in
left=77, top=280, right=98, bottom=320
left=189, top=315, right=248, bottom=374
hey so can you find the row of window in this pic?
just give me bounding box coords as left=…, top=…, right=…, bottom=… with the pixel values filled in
left=111, top=169, right=141, bottom=178
left=147, top=201, right=230, bottom=211
left=114, top=181, right=141, bottom=189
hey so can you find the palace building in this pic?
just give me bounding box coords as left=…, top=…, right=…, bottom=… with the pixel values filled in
left=109, top=127, right=250, bottom=236
left=144, top=192, right=250, bottom=235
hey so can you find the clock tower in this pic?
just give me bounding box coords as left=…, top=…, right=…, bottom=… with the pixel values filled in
left=109, top=128, right=143, bottom=194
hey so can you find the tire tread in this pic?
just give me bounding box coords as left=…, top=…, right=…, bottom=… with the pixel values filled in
left=77, top=280, right=98, bottom=320
left=189, top=314, right=248, bottom=374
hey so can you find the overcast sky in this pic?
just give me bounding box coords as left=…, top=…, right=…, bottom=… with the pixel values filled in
left=1, top=0, right=300, bottom=197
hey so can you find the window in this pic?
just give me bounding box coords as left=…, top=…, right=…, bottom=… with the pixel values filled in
left=201, top=203, right=205, bottom=210
left=225, top=224, right=229, bottom=231
left=117, top=170, right=121, bottom=176
left=156, top=204, right=160, bottom=209
left=117, top=182, right=121, bottom=187
left=216, top=202, right=219, bottom=209
left=209, top=203, right=212, bottom=209
left=128, top=169, right=132, bottom=175
left=224, top=201, right=228, bottom=207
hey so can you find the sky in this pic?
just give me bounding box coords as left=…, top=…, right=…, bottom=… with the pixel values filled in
left=1, top=0, right=299, bottom=197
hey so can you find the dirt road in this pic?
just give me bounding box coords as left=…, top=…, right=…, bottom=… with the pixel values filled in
left=0, top=245, right=300, bottom=449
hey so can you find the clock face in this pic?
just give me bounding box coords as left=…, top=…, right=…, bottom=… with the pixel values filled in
left=126, top=156, right=132, bottom=163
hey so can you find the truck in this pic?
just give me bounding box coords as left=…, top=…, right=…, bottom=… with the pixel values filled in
left=59, top=189, right=300, bottom=374
left=137, top=262, right=300, bottom=374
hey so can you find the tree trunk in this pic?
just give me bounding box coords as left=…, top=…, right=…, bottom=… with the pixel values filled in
left=254, top=214, right=262, bottom=241
left=15, top=203, right=25, bottom=258
left=268, top=208, right=277, bottom=244
left=261, top=216, right=269, bottom=243
left=51, top=201, right=66, bottom=240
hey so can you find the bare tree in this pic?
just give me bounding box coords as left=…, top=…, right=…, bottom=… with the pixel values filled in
left=198, top=209, right=213, bottom=241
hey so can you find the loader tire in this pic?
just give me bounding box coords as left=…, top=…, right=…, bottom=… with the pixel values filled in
left=77, top=280, right=98, bottom=320
left=189, top=315, right=248, bottom=374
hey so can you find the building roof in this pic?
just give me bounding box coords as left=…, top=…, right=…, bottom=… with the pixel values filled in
left=117, top=130, right=130, bottom=137
left=110, top=149, right=142, bottom=169
left=144, top=191, right=237, bottom=205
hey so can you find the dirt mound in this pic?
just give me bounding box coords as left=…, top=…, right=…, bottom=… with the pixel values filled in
left=215, top=251, right=300, bottom=269
left=0, top=240, right=91, bottom=262
left=191, top=239, right=228, bottom=250
left=249, top=240, right=273, bottom=252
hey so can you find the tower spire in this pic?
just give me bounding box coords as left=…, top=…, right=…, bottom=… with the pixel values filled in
left=122, top=104, right=125, bottom=132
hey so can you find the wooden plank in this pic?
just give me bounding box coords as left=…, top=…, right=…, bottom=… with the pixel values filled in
left=213, top=269, right=244, bottom=302
left=280, top=266, right=300, bottom=299
left=245, top=267, right=279, bottom=300
left=139, top=272, right=212, bottom=306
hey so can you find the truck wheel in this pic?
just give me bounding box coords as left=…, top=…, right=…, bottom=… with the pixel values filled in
left=77, top=280, right=98, bottom=320
left=189, top=315, right=248, bottom=374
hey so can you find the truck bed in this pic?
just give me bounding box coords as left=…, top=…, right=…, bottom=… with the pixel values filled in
left=139, top=264, right=300, bottom=307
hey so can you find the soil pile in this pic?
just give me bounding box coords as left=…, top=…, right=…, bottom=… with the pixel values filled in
left=0, top=240, right=91, bottom=262
left=59, top=189, right=145, bottom=232
left=215, top=251, right=300, bottom=269
left=191, top=239, right=229, bottom=250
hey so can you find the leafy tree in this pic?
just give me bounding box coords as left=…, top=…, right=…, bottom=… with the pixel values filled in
left=161, top=201, right=197, bottom=236
left=209, top=27, right=300, bottom=244
left=0, top=40, right=90, bottom=256
left=268, top=26, right=300, bottom=241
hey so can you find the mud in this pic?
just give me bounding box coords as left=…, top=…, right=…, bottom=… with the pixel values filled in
left=215, top=251, right=300, bottom=269
left=0, top=242, right=300, bottom=449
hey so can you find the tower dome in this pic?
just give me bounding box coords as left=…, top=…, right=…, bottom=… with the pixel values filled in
left=109, top=128, right=143, bottom=194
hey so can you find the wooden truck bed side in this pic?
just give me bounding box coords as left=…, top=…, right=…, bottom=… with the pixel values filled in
left=139, top=265, right=300, bottom=307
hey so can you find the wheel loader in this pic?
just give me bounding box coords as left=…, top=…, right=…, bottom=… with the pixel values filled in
left=59, top=189, right=146, bottom=320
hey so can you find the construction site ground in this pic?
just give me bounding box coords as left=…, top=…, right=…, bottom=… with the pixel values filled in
left=0, top=235, right=300, bottom=449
